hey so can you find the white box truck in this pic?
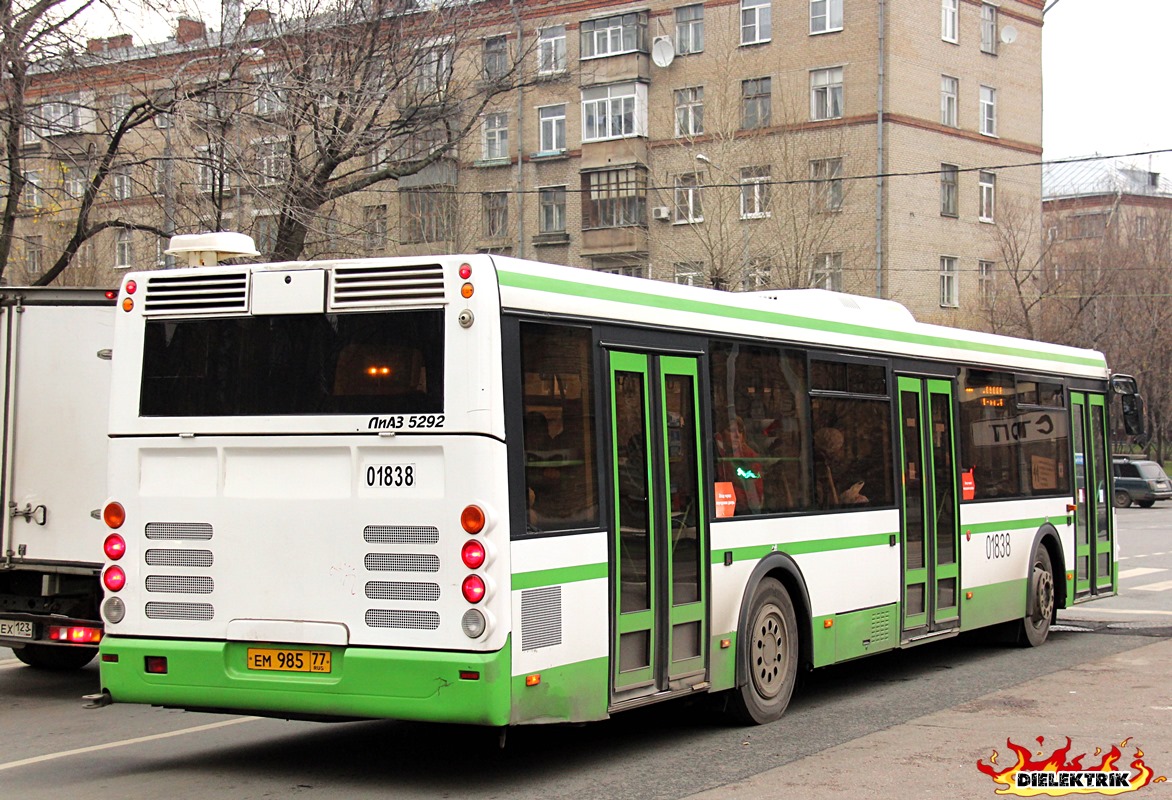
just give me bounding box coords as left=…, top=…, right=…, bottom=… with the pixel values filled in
left=0, top=288, right=115, bottom=669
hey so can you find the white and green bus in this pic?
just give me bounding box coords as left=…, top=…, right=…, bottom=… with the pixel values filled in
left=94, top=234, right=1141, bottom=725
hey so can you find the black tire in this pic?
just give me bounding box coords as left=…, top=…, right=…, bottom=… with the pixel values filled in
left=727, top=578, right=799, bottom=724
left=13, top=644, right=97, bottom=671
left=1113, top=490, right=1132, bottom=508
left=1017, top=545, right=1055, bottom=648
left=1137, top=499, right=1156, bottom=508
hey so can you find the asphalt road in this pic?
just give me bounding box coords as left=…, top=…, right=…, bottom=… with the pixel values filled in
left=2, top=506, right=1170, bottom=800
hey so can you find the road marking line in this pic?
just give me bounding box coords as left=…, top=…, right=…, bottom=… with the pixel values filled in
left=1134, top=580, right=1172, bottom=592
left=1118, top=567, right=1168, bottom=580
left=1119, top=556, right=1130, bottom=561
left=1061, top=608, right=1172, bottom=616
left=0, top=717, right=259, bottom=772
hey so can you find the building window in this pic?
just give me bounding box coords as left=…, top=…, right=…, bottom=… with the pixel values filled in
left=743, top=258, right=773, bottom=290
left=941, top=163, right=958, bottom=217
left=813, top=252, right=843, bottom=291
left=981, top=3, right=998, bottom=54
left=538, top=105, right=566, bottom=153
left=978, top=260, right=995, bottom=307
left=1066, top=213, right=1107, bottom=240
left=25, top=235, right=43, bottom=276
left=942, top=0, right=958, bottom=43
left=402, top=187, right=455, bottom=244
left=674, top=262, right=705, bottom=285
left=580, top=12, right=648, bottom=59
left=582, top=167, right=647, bottom=228
left=673, top=172, right=703, bottom=223
left=363, top=205, right=388, bottom=251
left=978, top=171, right=995, bottom=222
left=810, top=157, right=844, bottom=211
left=116, top=229, right=134, bottom=268
left=110, top=92, right=131, bottom=126
left=41, top=95, right=85, bottom=135
left=582, top=83, right=645, bottom=142
left=196, top=144, right=228, bottom=194
left=23, top=170, right=42, bottom=208
left=112, top=165, right=132, bottom=201
left=256, top=139, right=287, bottom=186
left=413, top=47, right=452, bottom=102
left=940, top=256, right=958, bottom=308
left=482, top=112, right=509, bottom=160
left=739, top=166, right=771, bottom=219
left=674, top=87, right=704, bottom=137
left=810, top=67, right=843, bottom=120
left=63, top=165, right=87, bottom=199
left=482, top=192, right=509, bottom=239
left=941, top=75, right=958, bottom=127
left=592, top=259, right=646, bottom=278
left=741, top=0, right=771, bottom=45
left=980, top=85, right=997, bottom=136
left=483, top=36, right=509, bottom=82
left=254, top=70, right=286, bottom=116
left=539, top=186, right=566, bottom=233
left=741, top=77, right=772, bottom=129
left=810, top=0, right=843, bottom=34
left=675, top=5, right=704, bottom=54
left=538, top=26, right=567, bottom=74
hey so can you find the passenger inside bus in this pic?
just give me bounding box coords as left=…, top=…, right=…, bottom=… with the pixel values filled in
left=715, top=416, right=765, bottom=515
left=813, top=426, right=869, bottom=507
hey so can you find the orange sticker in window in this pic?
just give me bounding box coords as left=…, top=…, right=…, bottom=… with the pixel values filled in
left=715, top=482, right=737, bottom=518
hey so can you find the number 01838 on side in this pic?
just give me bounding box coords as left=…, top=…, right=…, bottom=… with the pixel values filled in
left=247, top=647, right=332, bottom=673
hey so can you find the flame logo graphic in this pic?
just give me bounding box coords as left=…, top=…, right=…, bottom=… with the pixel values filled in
left=978, top=737, right=1165, bottom=796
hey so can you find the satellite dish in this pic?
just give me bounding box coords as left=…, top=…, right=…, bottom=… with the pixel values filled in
left=1000, top=25, right=1017, bottom=44
left=651, top=36, right=675, bottom=68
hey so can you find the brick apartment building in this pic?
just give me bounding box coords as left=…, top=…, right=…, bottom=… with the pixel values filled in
left=10, top=0, right=1044, bottom=322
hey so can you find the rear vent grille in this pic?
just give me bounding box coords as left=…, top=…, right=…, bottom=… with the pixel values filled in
left=143, top=272, right=249, bottom=315
left=145, top=601, right=214, bottom=621
left=145, top=575, right=214, bottom=594
left=145, top=549, right=213, bottom=568
left=146, top=522, right=213, bottom=541
left=330, top=264, right=446, bottom=309
left=365, top=609, right=440, bottom=630
left=521, top=586, right=563, bottom=651
left=364, top=553, right=440, bottom=573
left=365, top=581, right=440, bottom=601
left=364, top=525, right=440, bottom=545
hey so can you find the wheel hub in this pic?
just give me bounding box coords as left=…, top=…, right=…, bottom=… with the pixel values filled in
left=751, top=606, right=785, bottom=699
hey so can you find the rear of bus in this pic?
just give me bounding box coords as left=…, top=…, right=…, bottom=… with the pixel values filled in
left=97, top=249, right=514, bottom=724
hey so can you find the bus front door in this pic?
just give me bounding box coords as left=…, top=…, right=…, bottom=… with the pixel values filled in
left=608, top=351, right=709, bottom=704
left=897, top=377, right=961, bottom=639
left=1071, top=392, right=1114, bottom=598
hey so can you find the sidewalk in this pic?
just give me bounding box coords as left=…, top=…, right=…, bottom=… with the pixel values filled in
left=685, top=638, right=1172, bottom=799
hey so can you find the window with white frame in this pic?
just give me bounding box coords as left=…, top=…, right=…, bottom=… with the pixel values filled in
left=978, top=171, right=996, bottom=222
left=580, top=13, right=648, bottom=59
left=673, top=262, right=705, bottom=285
left=253, top=215, right=278, bottom=255
left=112, top=165, right=132, bottom=201
left=674, top=87, right=704, bottom=137
left=940, top=256, right=959, bottom=307
left=675, top=5, right=704, bottom=54
left=979, top=85, right=997, bottom=136
left=810, top=0, right=843, bottom=34
left=539, top=186, right=566, bottom=233
left=741, top=0, right=771, bottom=45
left=414, top=47, right=453, bottom=101
left=538, top=105, right=565, bottom=153
left=363, top=204, right=388, bottom=251
left=743, top=258, right=773, bottom=290
left=110, top=92, right=132, bottom=127
left=582, top=167, right=647, bottom=228
left=741, top=77, right=771, bottom=129
left=116, top=229, right=134, bottom=268
left=25, top=235, right=43, bottom=276
left=483, top=36, right=509, bottom=81
left=941, top=0, right=958, bottom=42
left=740, top=166, right=771, bottom=219
left=538, top=26, right=567, bottom=74
left=41, top=95, right=84, bottom=135
left=254, top=70, right=286, bottom=116
left=256, top=139, right=287, bottom=185
left=941, top=75, right=958, bottom=127
left=812, top=252, right=843, bottom=291
left=196, top=145, right=228, bottom=194
left=810, top=157, right=844, bottom=211
left=483, top=112, right=509, bottom=160
left=978, top=260, right=995, bottom=307
left=810, top=67, right=843, bottom=120
left=23, top=171, right=41, bottom=208
left=402, top=187, right=455, bottom=244
left=981, top=4, right=998, bottom=54
left=673, top=172, right=703, bottom=223
left=483, top=192, right=509, bottom=238
left=940, top=163, right=959, bottom=216
left=63, top=165, right=87, bottom=199
left=582, top=83, right=646, bottom=142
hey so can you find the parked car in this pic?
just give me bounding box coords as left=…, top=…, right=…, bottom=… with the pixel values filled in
left=1111, top=457, right=1172, bottom=508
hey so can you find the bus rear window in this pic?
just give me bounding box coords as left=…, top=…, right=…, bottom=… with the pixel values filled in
left=140, top=310, right=443, bottom=416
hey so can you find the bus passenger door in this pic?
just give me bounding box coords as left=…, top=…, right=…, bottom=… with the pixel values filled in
left=608, top=351, right=709, bottom=704
left=896, top=377, right=960, bottom=639
left=1071, top=392, right=1114, bottom=597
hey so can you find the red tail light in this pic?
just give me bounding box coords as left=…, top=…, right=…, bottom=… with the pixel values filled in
left=49, top=626, right=102, bottom=643
left=103, top=566, right=126, bottom=592
left=103, top=502, right=126, bottom=529
left=461, top=540, right=486, bottom=569
left=104, top=533, right=126, bottom=561
left=145, top=656, right=168, bottom=674
left=461, top=575, right=486, bottom=604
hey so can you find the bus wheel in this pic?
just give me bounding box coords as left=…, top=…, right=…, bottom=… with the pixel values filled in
left=1017, top=545, right=1054, bottom=648
left=1113, top=490, right=1131, bottom=508
left=728, top=578, right=798, bottom=724
left=13, top=644, right=97, bottom=671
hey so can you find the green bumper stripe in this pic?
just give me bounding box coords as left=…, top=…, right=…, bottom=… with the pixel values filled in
left=964, top=517, right=1058, bottom=535
left=712, top=532, right=894, bottom=565
left=510, top=656, right=609, bottom=724
left=498, top=271, right=1106, bottom=369
left=100, top=636, right=513, bottom=725
left=512, top=561, right=608, bottom=590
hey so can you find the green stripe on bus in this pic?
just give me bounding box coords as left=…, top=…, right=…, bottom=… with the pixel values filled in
left=963, top=517, right=1060, bottom=535
left=497, top=271, right=1106, bottom=369
left=712, top=531, right=895, bottom=565
left=512, top=561, right=609, bottom=590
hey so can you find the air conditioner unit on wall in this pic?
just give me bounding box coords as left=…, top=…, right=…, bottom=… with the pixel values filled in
left=651, top=206, right=671, bottom=221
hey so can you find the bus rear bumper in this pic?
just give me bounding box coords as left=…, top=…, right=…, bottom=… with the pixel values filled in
left=98, top=636, right=512, bottom=726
